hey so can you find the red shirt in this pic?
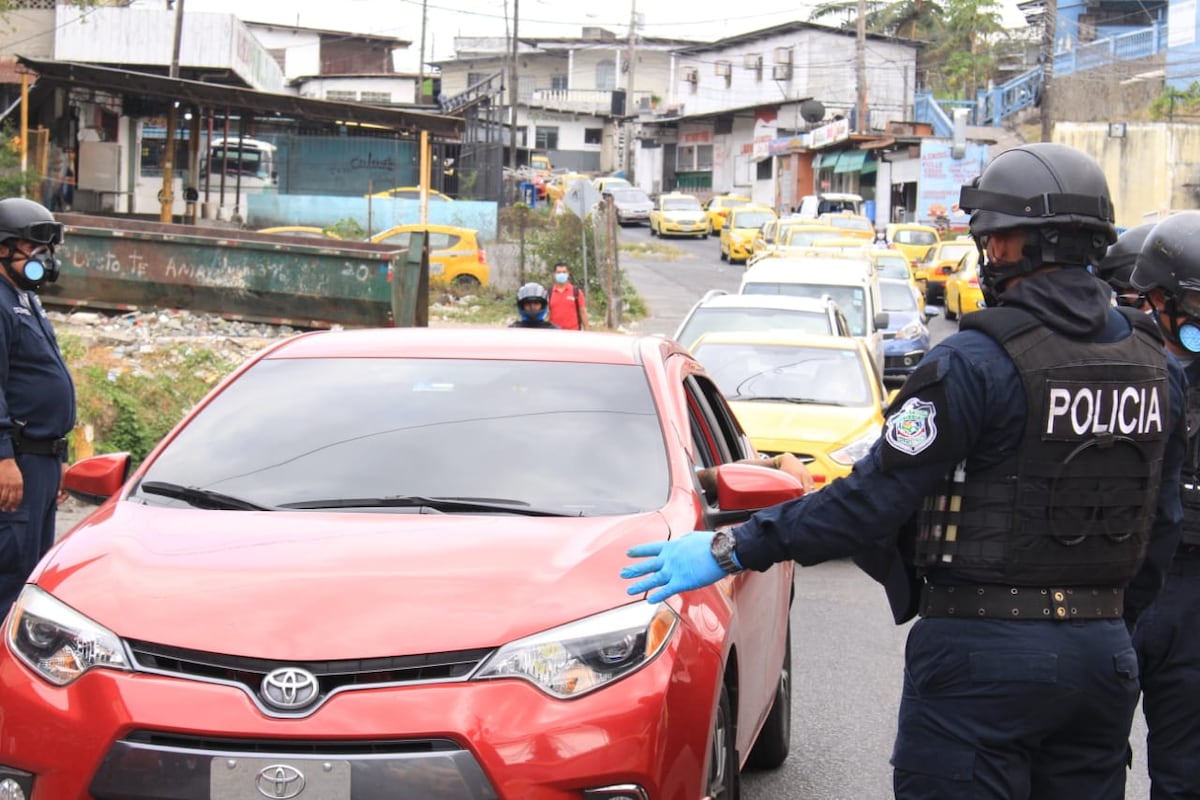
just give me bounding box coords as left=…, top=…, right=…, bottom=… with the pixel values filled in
left=548, top=282, right=586, bottom=330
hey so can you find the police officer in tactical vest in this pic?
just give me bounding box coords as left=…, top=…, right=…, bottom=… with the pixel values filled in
left=1098, top=221, right=1156, bottom=311
left=619, top=143, right=1187, bottom=798
left=1128, top=211, right=1200, bottom=800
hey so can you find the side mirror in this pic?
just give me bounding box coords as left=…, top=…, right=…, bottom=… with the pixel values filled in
left=63, top=453, right=132, bottom=505
left=708, top=462, right=806, bottom=527
left=874, top=311, right=890, bottom=330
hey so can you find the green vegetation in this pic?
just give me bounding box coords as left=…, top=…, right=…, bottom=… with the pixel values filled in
left=0, top=128, right=42, bottom=199
left=325, top=217, right=367, bottom=240
left=619, top=240, right=686, bottom=260
left=1150, top=83, right=1200, bottom=121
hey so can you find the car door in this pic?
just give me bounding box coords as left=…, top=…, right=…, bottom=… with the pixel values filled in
left=683, top=371, right=789, bottom=748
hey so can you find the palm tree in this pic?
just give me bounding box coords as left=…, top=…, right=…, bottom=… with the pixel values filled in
left=807, top=0, right=945, bottom=40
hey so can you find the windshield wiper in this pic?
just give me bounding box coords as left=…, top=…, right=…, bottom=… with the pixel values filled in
left=138, top=481, right=275, bottom=511
left=277, top=495, right=570, bottom=516
left=736, top=395, right=848, bottom=406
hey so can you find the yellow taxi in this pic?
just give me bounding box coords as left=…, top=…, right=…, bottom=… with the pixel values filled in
left=690, top=331, right=888, bottom=486
left=720, top=205, right=777, bottom=263
left=886, top=223, right=940, bottom=268
left=544, top=172, right=591, bottom=202
left=914, top=239, right=978, bottom=304
left=365, top=186, right=454, bottom=202
left=867, top=248, right=925, bottom=314
left=256, top=226, right=342, bottom=239
left=649, top=192, right=710, bottom=238
left=704, top=194, right=752, bottom=234
left=752, top=219, right=830, bottom=257
left=817, top=212, right=875, bottom=240
left=944, top=248, right=985, bottom=321
left=370, top=223, right=488, bottom=289
left=593, top=176, right=632, bottom=195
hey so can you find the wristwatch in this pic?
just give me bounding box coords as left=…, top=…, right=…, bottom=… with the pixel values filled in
left=710, top=530, right=744, bottom=575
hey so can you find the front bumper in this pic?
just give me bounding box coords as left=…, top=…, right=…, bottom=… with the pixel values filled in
left=0, top=629, right=712, bottom=800
left=659, top=219, right=708, bottom=236
left=617, top=210, right=650, bottom=223
left=725, top=238, right=753, bottom=261
left=884, top=349, right=926, bottom=378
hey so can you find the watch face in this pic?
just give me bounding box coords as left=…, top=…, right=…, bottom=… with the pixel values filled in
left=712, top=531, right=734, bottom=556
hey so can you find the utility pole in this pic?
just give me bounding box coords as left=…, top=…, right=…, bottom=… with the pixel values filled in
left=855, top=0, right=868, bottom=131
left=1040, top=0, right=1056, bottom=142
left=160, top=0, right=185, bottom=223
left=508, top=0, right=520, bottom=172
left=417, top=0, right=428, bottom=103
left=624, top=0, right=637, bottom=182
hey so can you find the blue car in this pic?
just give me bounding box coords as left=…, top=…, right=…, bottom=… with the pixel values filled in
left=879, top=278, right=933, bottom=382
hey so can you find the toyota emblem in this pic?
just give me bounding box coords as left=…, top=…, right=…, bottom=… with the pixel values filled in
left=260, top=667, right=319, bottom=710
left=255, top=764, right=306, bottom=799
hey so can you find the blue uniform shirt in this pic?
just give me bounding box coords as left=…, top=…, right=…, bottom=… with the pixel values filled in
left=0, top=279, right=77, bottom=460
left=732, top=269, right=1186, bottom=622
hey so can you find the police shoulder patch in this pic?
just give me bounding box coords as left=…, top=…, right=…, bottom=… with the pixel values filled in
left=885, top=397, right=939, bottom=455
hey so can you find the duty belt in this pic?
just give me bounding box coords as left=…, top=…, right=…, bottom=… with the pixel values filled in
left=920, top=583, right=1124, bottom=621
left=12, top=432, right=68, bottom=457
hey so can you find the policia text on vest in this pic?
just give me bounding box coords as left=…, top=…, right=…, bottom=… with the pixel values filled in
left=1044, top=381, right=1164, bottom=438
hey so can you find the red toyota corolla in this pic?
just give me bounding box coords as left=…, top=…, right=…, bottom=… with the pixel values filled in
left=1, top=329, right=801, bottom=800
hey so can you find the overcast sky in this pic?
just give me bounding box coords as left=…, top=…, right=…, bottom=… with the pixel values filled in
left=151, top=0, right=1029, bottom=71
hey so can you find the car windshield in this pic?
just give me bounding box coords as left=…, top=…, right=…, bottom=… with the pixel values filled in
left=612, top=189, right=650, bottom=203
left=676, top=307, right=831, bottom=348
left=933, top=243, right=975, bottom=262
left=881, top=281, right=918, bottom=312
left=829, top=217, right=872, bottom=231
left=742, top=282, right=868, bottom=335
left=895, top=229, right=937, bottom=245
left=732, top=212, right=775, bottom=229
left=874, top=257, right=911, bottom=280
left=693, top=343, right=872, bottom=406
left=785, top=229, right=835, bottom=246
left=135, top=358, right=669, bottom=516
left=663, top=197, right=702, bottom=211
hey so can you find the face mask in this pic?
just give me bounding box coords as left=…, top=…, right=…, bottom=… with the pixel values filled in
left=3, top=246, right=59, bottom=292
left=554, top=272, right=569, bottom=284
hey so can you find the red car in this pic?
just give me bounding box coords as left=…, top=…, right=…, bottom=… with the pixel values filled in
left=3, top=329, right=801, bottom=800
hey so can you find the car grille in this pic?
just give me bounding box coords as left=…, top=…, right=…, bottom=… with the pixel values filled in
left=757, top=450, right=815, bottom=464
left=127, top=640, right=493, bottom=716
left=122, top=730, right=462, bottom=755
left=882, top=332, right=897, bottom=340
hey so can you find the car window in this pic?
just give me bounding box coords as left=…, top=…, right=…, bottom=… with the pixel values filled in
left=895, top=229, right=937, bottom=245
left=874, top=259, right=911, bottom=280
left=731, top=211, right=775, bottom=229
left=663, top=197, right=702, bottom=211
left=742, top=282, right=868, bottom=336
left=676, top=307, right=832, bottom=347
left=136, top=358, right=670, bottom=516
left=377, top=231, right=412, bottom=247
left=881, top=281, right=918, bottom=312
left=693, top=342, right=873, bottom=407
left=937, top=243, right=975, bottom=262
left=612, top=189, right=650, bottom=203
left=828, top=217, right=872, bottom=232
left=428, top=232, right=457, bottom=249
left=687, top=374, right=751, bottom=462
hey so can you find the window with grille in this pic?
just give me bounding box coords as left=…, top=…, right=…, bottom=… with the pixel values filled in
left=361, top=91, right=392, bottom=104
left=550, top=74, right=568, bottom=91
left=325, top=90, right=358, bottom=102
left=584, top=128, right=602, bottom=145
left=535, top=127, right=559, bottom=150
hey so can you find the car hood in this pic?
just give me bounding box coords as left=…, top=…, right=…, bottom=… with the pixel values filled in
left=660, top=209, right=703, bottom=220
left=732, top=400, right=880, bottom=447
left=36, top=504, right=672, bottom=660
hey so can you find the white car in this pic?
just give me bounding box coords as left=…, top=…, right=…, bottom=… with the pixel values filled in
left=609, top=187, right=655, bottom=226
left=674, top=291, right=854, bottom=350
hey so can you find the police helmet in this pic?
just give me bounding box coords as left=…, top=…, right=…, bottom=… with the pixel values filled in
left=1130, top=212, right=1200, bottom=295
left=0, top=198, right=63, bottom=248
left=516, top=281, right=549, bottom=321
left=1097, top=222, right=1156, bottom=290
left=959, top=143, right=1116, bottom=249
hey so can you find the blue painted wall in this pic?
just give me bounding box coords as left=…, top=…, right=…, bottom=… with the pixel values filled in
left=246, top=195, right=499, bottom=241
left=1168, top=0, right=1200, bottom=88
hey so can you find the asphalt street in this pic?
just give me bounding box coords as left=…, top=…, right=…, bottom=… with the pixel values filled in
left=52, top=226, right=1153, bottom=798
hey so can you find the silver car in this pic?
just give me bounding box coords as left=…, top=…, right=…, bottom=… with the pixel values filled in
left=609, top=187, right=654, bottom=226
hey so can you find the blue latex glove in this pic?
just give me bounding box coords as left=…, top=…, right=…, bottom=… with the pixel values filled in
left=621, top=531, right=727, bottom=603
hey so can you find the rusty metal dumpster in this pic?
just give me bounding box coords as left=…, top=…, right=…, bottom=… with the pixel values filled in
left=47, top=214, right=420, bottom=328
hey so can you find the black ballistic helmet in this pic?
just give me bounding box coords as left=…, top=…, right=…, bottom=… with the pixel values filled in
left=0, top=198, right=64, bottom=247
left=1098, top=222, right=1156, bottom=290
left=1130, top=211, right=1200, bottom=294
left=959, top=143, right=1117, bottom=247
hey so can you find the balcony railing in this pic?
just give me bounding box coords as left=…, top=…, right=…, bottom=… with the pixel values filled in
left=524, top=87, right=656, bottom=116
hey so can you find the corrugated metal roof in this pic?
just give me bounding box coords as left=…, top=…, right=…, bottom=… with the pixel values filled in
left=19, top=57, right=462, bottom=138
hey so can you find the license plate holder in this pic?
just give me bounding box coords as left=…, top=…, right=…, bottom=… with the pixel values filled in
left=210, top=756, right=351, bottom=800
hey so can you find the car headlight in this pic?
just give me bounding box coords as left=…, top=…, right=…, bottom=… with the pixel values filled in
left=829, top=428, right=881, bottom=466
left=6, top=586, right=130, bottom=686
left=474, top=602, right=678, bottom=699
left=898, top=321, right=926, bottom=340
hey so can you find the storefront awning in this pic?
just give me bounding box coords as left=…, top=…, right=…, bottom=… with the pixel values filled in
left=814, top=151, right=839, bottom=168
left=834, top=150, right=868, bottom=174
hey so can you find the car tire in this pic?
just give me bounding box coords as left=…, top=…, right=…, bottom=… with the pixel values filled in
left=945, top=300, right=958, bottom=321
left=708, top=684, right=741, bottom=800
left=650, top=225, right=658, bottom=237
left=720, top=249, right=728, bottom=262
left=746, top=628, right=792, bottom=771
left=453, top=274, right=482, bottom=292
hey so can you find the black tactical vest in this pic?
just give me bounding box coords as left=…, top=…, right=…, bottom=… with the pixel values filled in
left=1181, top=383, right=1200, bottom=545
left=913, top=306, right=1169, bottom=586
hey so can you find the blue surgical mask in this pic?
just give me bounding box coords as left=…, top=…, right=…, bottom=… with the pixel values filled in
left=554, top=272, right=569, bottom=284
